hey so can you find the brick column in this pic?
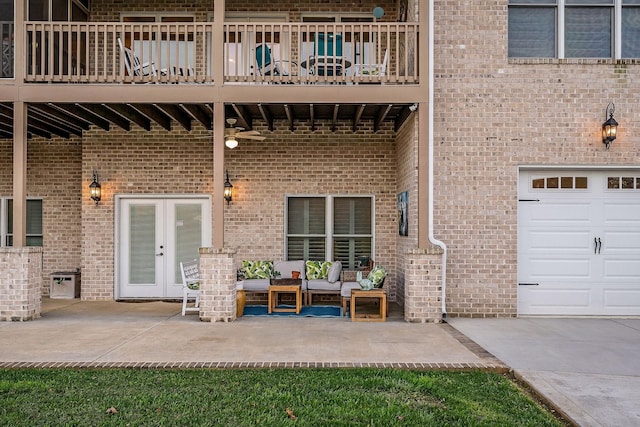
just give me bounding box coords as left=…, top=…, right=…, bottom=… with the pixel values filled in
left=404, top=247, right=444, bottom=323
left=198, top=247, right=237, bottom=322
left=0, top=247, right=43, bottom=321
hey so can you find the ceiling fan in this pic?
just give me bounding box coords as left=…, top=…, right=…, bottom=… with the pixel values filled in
left=225, top=118, right=265, bottom=148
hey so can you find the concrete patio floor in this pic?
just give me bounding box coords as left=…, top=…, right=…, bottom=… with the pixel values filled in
left=0, top=298, right=503, bottom=369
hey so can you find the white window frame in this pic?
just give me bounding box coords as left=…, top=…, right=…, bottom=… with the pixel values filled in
left=0, top=197, right=43, bottom=247
left=508, top=0, right=640, bottom=59
left=284, top=194, right=375, bottom=266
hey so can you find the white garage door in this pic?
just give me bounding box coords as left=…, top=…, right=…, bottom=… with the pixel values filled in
left=518, top=170, right=640, bottom=315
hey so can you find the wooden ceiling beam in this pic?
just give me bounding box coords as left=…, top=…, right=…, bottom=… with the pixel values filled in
left=309, top=104, right=316, bottom=132
left=331, top=104, right=339, bottom=132
left=81, top=104, right=130, bottom=131
left=257, top=103, right=273, bottom=131
left=283, top=104, right=294, bottom=131
left=28, top=108, right=81, bottom=137
left=394, top=105, right=413, bottom=133
left=374, top=104, right=393, bottom=132
left=106, top=104, right=151, bottom=131
left=182, top=104, right=212, bottom=130
left=37, top=104, right=91, bottom=130
left=353, top=104, right=366, bottom=132
left=132, top=104, right=172, bottom=131
left=157, top=104, right=192, bottom=131
left=231, top=103, right=251, bottom=130
left=55, top=103, right=110, bottom=131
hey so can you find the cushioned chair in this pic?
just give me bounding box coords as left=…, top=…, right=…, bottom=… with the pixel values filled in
left=306, top=260, right=342, bottom=305
left=255, top=44, right=297, bottom=77
left=353, top=49, right=388, bottom=79
left=312, top=33, right=344, bottom=76
left=180, top=259, right=200, bottom=315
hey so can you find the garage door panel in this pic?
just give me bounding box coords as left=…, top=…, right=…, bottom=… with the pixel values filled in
left=604, top=288, right=640, bottom=312
left=524, top=230, right=591, bottom=251
left=518, top=287, right=591, bottom=315
left=603, top=202, right=640, bottom=226
left=602, top=232, right=640, bottom=253
left=603, top=258, right=640, bottom=280
left=528, top=258, right=591, bottom=278
left=523, top=202, right=592, bottom=225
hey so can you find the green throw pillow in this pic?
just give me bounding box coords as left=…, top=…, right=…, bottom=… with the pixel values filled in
left=368, top=266, right=387, bottom=287
left=306, top=261, right=333, bottom=280
left=242, top=260, right=274, bottom=280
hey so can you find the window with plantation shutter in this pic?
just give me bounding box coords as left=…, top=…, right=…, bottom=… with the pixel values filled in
left=286, top=195, right=374, bottom=266
left=333, top=197, right=372, bottom=269
left=4, top=199, right=43, bottom=247
left=286, top=197, right=326, bottom=261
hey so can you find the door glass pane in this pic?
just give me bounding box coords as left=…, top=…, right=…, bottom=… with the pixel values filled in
left=175, top=204, right=202, bottom=284
left=129, top=205, right=156, bottom=284
left=565, top=7, right=612, bottom=57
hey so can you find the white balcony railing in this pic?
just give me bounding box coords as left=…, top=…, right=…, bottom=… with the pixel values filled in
left=23, top=22, right=419, bottom=85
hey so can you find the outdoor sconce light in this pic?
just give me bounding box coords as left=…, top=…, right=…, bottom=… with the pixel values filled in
left=225, top=136, right=238, bottom=149
left=223, top=170, right=233, bottom=205
left=602, top=102, right=618, bottom=150
left=89, top=171, right=101, bottom=205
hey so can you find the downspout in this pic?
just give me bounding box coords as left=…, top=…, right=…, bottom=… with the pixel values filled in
left=427, top=0, right=448, bottom=319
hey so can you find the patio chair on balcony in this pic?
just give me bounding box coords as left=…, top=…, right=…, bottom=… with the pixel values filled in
left=311, top=33, right=346, bottom=76
left=353, top=49, right=388, bottom=80
left=117, top=37, right=167, bottom=78
left=254, top=44, right=297, bottom=77
left=180, top=259, right=200, bottom=316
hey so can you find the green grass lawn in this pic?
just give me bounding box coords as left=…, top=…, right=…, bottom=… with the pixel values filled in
left=0, top=368, right=565, bottom=426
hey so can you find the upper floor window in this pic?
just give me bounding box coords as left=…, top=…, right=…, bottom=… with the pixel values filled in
left=509, top=0, right=640, bottom=59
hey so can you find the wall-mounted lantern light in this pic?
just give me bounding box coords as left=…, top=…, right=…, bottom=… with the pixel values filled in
left=223, top=169, right=233, bottom=205
left=89, top=171, right=101, bottom=205
left=602, top=102, right=618, bottom=150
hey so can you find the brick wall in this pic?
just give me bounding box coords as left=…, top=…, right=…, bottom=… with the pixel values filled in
left=0, top=247, right=43, bottom=321
left=433, top=1, right=640, bottom=317
left=79, top=121, right=399, bottom=300
left=0, top=139, right=82, bottom=295
left=90, top=0, right=399, bottom=22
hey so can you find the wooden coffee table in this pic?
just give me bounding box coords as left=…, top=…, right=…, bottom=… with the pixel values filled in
left=269, top=278, right=303, bottom=314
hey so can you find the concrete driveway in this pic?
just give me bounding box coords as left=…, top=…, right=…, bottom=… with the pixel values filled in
left=447, top=317, right=640, bottom=427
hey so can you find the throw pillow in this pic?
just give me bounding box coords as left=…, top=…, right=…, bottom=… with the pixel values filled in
left=327, top=261, right=342, bottom=283
left=306, top=261, right=333, bottom=280
left=305, top=261, right=323, bottom=280
left=368, top=265, right=387, bottom=287
left=241, top=260, right=274, bottom=280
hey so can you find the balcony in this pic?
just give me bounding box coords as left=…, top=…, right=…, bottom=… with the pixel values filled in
left=20, top=22, right=419, bottom=85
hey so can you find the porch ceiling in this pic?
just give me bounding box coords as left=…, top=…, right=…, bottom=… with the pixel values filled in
left=0, top=102, right=413, bottom=139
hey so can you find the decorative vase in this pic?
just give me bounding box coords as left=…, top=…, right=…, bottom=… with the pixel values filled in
left=236, top=289, right=246, bottom=318
left=292, top=271, right=300, bottom=279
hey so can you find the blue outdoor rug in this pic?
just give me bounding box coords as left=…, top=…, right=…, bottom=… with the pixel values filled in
left=242, top=305, right=342, bottom=318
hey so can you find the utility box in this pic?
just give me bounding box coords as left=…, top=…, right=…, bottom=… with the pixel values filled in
left=50, top=271, right=81, bottom=299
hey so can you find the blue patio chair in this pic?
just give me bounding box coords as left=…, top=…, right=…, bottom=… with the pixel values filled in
left=313, top=33, right=344, bottom=76
left=254, top=44, right=297, bottom=77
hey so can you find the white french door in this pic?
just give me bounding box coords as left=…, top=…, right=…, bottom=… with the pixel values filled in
left=117, top=196, right=211, bottom=299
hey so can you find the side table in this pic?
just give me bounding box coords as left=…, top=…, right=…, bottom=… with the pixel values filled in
left=269, top=278, right=303, bottom=314
left=350, top=289, right=387, bottom=322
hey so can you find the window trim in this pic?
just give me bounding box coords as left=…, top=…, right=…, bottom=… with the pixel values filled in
left=284, top=194, right=375, bottom=265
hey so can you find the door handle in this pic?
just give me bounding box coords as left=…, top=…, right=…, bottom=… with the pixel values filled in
left=156, top=252, right=164, bottom=256
left=597, top=238, right=602, bottom=254
left=594, top=237, right=602, bottom=254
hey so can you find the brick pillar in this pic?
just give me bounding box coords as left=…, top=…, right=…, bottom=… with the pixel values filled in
left=0, top=247, right=43, bottom=321
left=198, top=247, right=237, bottom=322
left=404, top=247, right=444, bottom=323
